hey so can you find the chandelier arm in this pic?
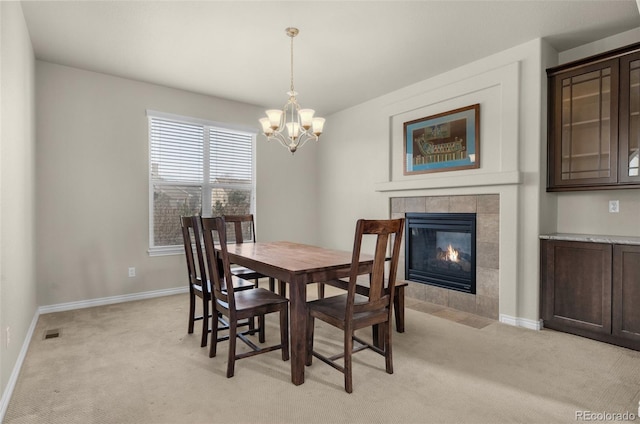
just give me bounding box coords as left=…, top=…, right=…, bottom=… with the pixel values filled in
left=267, top=132, right=291, bottom=150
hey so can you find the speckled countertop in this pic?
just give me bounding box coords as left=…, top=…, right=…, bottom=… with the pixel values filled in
left=539, top=233, right=640, bottom=245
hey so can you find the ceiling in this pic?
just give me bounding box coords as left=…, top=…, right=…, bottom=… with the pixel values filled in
left=20, top=1, right=640, bottom=117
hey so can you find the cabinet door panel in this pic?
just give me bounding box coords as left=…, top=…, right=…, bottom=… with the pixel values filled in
left=550, top=60, right=618, bottom=188
left=542, top=240, right=612, bottom=333
left=619, top=52, right=640, bottom=183
left=613, top=245, right=640, bottom=341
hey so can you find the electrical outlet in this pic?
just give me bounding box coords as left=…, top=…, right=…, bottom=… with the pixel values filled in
left=128, top=267, right=136, bottom=277
left=609, top=200, right=620, bottom=213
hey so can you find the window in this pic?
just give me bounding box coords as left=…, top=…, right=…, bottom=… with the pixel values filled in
left=147, top=110, right=256, bottom=255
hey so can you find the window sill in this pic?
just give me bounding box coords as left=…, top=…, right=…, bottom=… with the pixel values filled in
left=148, top=246, right=183, bottom=257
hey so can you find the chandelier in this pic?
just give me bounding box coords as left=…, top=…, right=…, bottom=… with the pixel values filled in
left=259, top=27, right=325, bottom=154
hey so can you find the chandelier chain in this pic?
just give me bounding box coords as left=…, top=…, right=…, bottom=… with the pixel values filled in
left=290, top=33, right=295, bottom=93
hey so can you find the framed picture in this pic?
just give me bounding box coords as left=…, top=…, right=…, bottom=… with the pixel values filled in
left=404, top=104, right=480, bottom=175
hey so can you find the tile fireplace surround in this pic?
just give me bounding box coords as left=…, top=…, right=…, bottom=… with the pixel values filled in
left=391, top=194, right=499, bottom=319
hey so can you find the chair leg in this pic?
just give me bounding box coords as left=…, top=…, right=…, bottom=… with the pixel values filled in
left=269, top=277, right=275, bottom=292
left=344, top=329, right=353, bottom=394
left=258, top=315, right=266, bottom=343
left=200, top=299, right=209, bottom=348
left=317, top=283, right=325, bottom=299
left=188, top=293, right=196, bottom=334
left=394, top=286, right=405, bottom=333
left=305, top=316, right=315, bottom=366
left=280, top=307, right=290, bottom=361
left=385, top=322, right=393, bottom=374
left=226, top=319, right=237, bottom=378
left=278, top=280, right=287, bottom=297
left=209, top=310, right=219, bottom=358
left=372, top=323, right=382, bottom=348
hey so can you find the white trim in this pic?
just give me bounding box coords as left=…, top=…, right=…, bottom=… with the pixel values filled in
left=39, top=286, right=187, bottom=315
left=0, top=311, right=39, bottom=423
left=375, top=171, right=522, bottom=192
left=148, top=245, right=184, bottom=257
left=499, top=314, right=543, bottom=331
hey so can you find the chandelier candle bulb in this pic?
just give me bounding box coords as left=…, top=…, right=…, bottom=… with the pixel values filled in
left=298, top=109, right=315, bottom=129
left=259, top=118, right=274, bottom=135
left=312, top=117, right=325, bottom=136
left=260, top=27, right=325, bottom=154
left=265, top=110, right=283, bottom=129
left=286, top=122, right=300, bottom=139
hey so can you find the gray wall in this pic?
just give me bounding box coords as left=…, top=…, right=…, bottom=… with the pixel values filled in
left=35, top=61, right=319, bottom=307
left=0, top=1, right=37, bottom=411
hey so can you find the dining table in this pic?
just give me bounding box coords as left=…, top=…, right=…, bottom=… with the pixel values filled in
left=223, top=241, right=375, bottom=386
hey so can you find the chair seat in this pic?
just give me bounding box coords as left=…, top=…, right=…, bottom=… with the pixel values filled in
left=229, top=275, right=257, bottom=291
left=324, top=275, right=408, bottom=294
left=219, top=287, right=289, bottom=318
left=308, top=293, right=389, bottom=330
left=231, top=266, right=268, bottom=281
left=320, top=276, right=407, bottom=333
left=193, top=275, right=255, bottom=295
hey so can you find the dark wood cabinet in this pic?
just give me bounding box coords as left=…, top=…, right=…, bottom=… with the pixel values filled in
left=612, top=244, right=640, bottom=344
left=547, top=42, right=640, bottom=191
left=541, top=238, right=640, bottom=351
left=619, top=52, right=640, bottom=184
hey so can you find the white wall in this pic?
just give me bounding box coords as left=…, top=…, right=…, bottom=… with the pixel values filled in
left=0, top=1, right=37, bottom=414
left=318, top=38, right=554, bottom=324
left=554, top=27, right=640, bottom=237
left=35, top=61, right=319, bottom=307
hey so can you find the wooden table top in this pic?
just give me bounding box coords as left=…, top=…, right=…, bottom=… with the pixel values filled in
left=225, top=241, right=370, bottom=274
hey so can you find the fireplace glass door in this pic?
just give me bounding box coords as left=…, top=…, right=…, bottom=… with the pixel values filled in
left=405, top=213, right=476, bottom=294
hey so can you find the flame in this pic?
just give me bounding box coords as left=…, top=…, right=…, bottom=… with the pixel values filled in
left=446, top=244, right=459, bottom=262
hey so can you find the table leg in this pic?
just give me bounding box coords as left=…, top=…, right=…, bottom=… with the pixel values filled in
left=289, top=279, right=307, bottom=385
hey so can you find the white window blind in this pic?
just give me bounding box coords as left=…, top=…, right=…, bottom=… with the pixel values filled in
left=148, top=111, right=255, bottom=254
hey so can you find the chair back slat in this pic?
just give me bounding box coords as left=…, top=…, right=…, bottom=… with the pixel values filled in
left=181, top=216, right=209, bottom=297
left=222, top=214, right=257, bottom=244
left=201, top=216, right=235, bottom=310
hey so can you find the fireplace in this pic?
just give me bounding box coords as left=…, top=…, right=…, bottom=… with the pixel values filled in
left=405, top=212, right=477, bottom=294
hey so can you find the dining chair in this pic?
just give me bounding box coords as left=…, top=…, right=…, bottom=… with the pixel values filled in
left=317, top=276, right=408, bottom=334
left=305, top=218, right=404, bottom=393
left=181, top=215, right=254, bottom=347
left=223, top=214, right=278, bottom=293
left=201, top=216, right=290, bottom=378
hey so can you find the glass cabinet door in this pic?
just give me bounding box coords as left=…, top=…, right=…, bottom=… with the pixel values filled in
left=552, top=59, right=619, bottom=188
left=619, top=52, right=640, bottom=183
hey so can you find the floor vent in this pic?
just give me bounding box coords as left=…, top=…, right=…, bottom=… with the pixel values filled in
left=44, top=329, right=61, bottom=340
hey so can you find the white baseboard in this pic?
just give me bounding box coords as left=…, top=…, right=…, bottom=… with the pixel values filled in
left=0, top=286, right=187, bottom=422
left=499, top=314, right=543, bottom=330
left=39, top=286, right=188, bottom=315
left=0, top=311, right=39, bottom=423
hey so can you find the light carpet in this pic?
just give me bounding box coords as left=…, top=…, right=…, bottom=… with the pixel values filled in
left=4, top=285, right=640, bottom=424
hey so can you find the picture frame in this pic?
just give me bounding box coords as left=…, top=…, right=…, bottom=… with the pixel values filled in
left=403, top=104, right=480, bottom=175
